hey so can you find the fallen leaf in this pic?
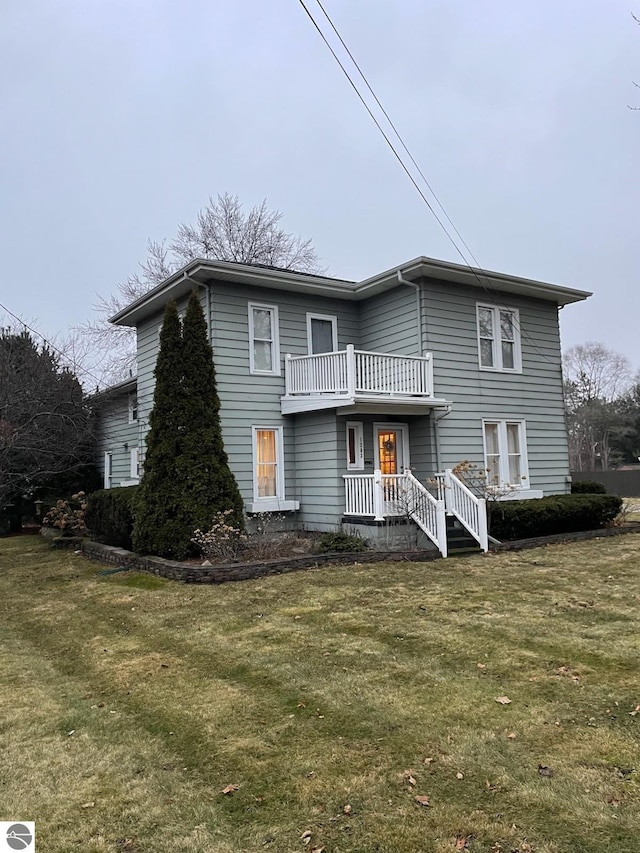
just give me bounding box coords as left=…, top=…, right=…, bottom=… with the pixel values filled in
left=310, top=847, right=326, bottom=853
left=423, top=757, right=434, bottom=765
left=414, top=795, right=430, bottom=807
left=538, top=764, right=554, bottom=777
left=477, top=663, right=487, bottom=669
left=343, top=804, right=352, bottom=815
left=301, top=830, right=313, bottom=841
left=507, top=731, right=517, bottom=740
left=221, top=784, right=239, bottom=794
left=401, top=770, right=417, bottom=786
left=456, top=772, right=464, bottom=780
left=495, top=696, right=512, bottom=705
left=456, top=836, right=472, bottom=850
left=629, top=704, right=640, bottom=716
left=81, top=802, right=95, bottom=809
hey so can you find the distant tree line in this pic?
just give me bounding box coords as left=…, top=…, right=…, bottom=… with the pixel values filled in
left=563, top=342, right=640, bottom=471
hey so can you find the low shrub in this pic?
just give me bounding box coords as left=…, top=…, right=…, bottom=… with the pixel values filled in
left=489, top=494, right=623, bottom=541
left=85, top=486, right=138, bottom=549
left=571, top=480, right=607, bottom=495
left=314, top=531, right=367, bottom=553
left=42, top=493, right=88, bottom=536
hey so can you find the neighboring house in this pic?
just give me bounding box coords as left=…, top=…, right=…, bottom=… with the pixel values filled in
left=94, top=256, right=590, bottom=556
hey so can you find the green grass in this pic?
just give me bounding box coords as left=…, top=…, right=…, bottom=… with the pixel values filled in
left=0, top=534, right=639, bottom=852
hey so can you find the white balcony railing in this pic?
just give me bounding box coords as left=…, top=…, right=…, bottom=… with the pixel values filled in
left=284, top=344, right=434, bottom=399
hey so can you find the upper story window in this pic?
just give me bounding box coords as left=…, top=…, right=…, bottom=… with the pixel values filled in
left=128, top=392, right=138, bottom=423
left=306, top=313, right=337, bottom=354
left=477, top=304, right=521, bottom=372
left=249, top=303, right=280, bottom=375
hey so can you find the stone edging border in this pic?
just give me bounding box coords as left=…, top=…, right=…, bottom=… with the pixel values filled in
left=66, top=522, right=640, bottom=584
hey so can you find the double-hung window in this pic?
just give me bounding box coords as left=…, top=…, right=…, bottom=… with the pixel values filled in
left=477, top=304, right=521, bottom=372
left=483, top=420, right=529, bottom=489
left=249, top=303, right=280, bottom=374
left=103, top=451, right=113, bottom=490
left=250, top=426, right=299, bottom=512
left=306, top=313, right=337, bottom=354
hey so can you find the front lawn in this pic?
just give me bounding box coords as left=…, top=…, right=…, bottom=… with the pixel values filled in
left=0, top=535, right=639, bottom=852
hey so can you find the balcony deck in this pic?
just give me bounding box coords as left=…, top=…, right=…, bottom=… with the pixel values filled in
left=281, top=345, right=450, bottom=415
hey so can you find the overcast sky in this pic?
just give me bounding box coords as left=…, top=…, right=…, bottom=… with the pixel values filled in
left=1, top=0, right=638, bottom=370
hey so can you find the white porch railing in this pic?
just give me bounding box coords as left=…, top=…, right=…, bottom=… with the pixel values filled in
left=343, top=469, right=447, bottom=557
left=436, top=469, right=489, bottom=552
left=285, top=344, right=434, bottom=398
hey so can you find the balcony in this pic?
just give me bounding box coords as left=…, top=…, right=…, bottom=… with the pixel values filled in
left=281, top=344, right=447, bottom=415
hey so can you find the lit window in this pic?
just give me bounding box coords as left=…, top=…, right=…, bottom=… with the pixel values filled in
left=477, top=304, right=521, bottom=372
left=253, top=427, right=283, bottom=500
left=482, top=420, right=529, bottom=488
left=346, top=422, right=364, bottom=470
left=249, top=303, right=280, bottom=374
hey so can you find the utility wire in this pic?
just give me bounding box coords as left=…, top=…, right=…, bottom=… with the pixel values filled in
left=0, top=300, right=105, bottom=389
left=298, top=0, right=557, bottom=363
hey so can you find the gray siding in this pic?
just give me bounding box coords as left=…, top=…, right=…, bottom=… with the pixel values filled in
left=358, top=286, right=420, bottom=355
left=294, top=411, right=341, bottom=530
left=95, top=393, right=141, bottom=488
left=422, top=278, right=570, bottom=494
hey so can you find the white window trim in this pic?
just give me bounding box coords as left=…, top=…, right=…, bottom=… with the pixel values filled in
left=306, top=312, right=338, bottom=354
left=346, top=421, right=364, bottom=470
left=482, top=419, right=531, bottom=492
left=103, top=451, right=113, bottom=490
left=373, top=422, right=410, bottom=472
left=130, top=447, right=140, bottom=480
left=476, top=303, right=522, bottom=373
left=250, top=425, right=299, bottom=512
left=128, top=391, right=138, bottom=423
left=248, top=303, right=280, bottom=375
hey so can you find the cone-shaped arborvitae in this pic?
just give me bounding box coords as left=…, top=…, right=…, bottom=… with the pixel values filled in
left=133, top=294, right=244, bottom=559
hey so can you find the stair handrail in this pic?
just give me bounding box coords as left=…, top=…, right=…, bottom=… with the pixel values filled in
left=443, top=469, right=489, bottom=552
left=403, top=469, right=447, bottom=558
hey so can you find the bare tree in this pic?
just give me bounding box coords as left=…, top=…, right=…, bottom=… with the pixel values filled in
left=77, top=194, right=323, bottom=384
left=563, top=342, right=632, bottom=470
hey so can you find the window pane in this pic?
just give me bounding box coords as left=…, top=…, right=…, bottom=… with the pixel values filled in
left=478, top=307, right=493, bottom=338
left=311, top=318, right=334, bottom=354
left=257, top=429, right=276, bottom=463
left=506, top=424, right=520, bottom=454
left=501, top=340, right=515, bottom=369
left=486, top=454, right=500, bottom=485
left=500, top=311, right=514, bottom=341
left=508, top=453, right=521, bottom=483
left=485, top=424, right=499, bottom=456
left=253, top=341, right=272, bottom=371
left=480, top=339, right=494, bottom=367
left=253, top=308, right=273, bottom=340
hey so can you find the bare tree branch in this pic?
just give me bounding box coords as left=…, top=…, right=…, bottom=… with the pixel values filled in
left=74, top=194, right=323, bottom=384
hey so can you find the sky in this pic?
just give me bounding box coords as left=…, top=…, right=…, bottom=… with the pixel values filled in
left=1, top=0, right=639, bottom=371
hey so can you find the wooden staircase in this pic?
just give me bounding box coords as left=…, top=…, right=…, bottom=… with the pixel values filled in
left=445, top=514, right=483, bottom=554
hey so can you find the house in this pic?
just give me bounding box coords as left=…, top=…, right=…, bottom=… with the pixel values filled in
left=94, top=256, right=590, bottom=556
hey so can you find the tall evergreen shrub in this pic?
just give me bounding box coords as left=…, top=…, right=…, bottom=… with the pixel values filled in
left=132, top=294, right=243, bottom=559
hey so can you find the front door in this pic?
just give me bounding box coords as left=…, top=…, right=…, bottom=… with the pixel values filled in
left=374, top=424, right=409, bottom=515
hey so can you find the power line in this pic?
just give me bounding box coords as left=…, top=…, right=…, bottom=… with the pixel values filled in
left=0, top=300, right=105, bottom=389
left=297, top=0, right=556, bottom=363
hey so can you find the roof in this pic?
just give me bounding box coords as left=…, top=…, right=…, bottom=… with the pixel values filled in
left=89, top=376, right=136, bottom=401
left=109, top=256, right=591, bottom=327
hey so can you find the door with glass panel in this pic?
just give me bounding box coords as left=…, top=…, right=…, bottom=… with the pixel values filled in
left=374, top=425, right=408, bottom=515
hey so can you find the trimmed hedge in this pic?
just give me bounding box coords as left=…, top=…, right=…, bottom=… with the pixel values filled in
left=489, top=494, right=623, bottom=541
left=571, top=479, right=607, bottom=495
left=85, top=486, right=138, bottom=549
